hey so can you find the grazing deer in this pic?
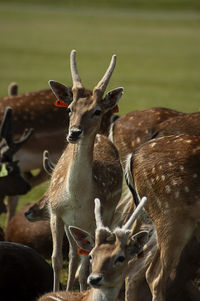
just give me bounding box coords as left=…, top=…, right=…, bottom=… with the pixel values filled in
left=0, top=107, right=33, bottom=216
left=109, top=107, right=184, bottom=168
left=125, top=134, right=200, bottom=301
left=37, top=197, right=149, bottom=301
left=0, top=241, right=53, bottom=301
left=47, top=50, right=123, bottom=291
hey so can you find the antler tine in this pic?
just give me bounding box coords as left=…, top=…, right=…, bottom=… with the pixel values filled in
left=93, top=54, right=116, bottom=96
left=70, top=50, right=83, bottom=90
left=94, top=198, right=104, bottom=229
left=122, top=196, right=147, bottom=231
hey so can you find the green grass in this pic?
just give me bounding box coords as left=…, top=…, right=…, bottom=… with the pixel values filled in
left=0, top=2, right=199, bottom=288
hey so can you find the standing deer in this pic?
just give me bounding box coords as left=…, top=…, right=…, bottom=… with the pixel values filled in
left=125, top=134, right=200, bottom=301
left=47, top=50, right=123, bottom=291
left=0, top=107, right=33, bottom=215
left=37, top=197, right=149, bottom=301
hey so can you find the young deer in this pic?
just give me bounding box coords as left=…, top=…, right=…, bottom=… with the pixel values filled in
left=0, top=107, right=33, bottom=216
left=125, top=134, right=200, bottom=301
left=47, top=50, right=123, bottom=291
left=37, top=197, right=149, bottom=301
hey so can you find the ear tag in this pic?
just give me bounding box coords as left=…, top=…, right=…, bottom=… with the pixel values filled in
left=77, top=248, right=90, bottom=256
left=55, top=99, right=69, bottom=108
left=112, top=105, right=119, bottom=113
left=0, top=163, right=8, bottom=177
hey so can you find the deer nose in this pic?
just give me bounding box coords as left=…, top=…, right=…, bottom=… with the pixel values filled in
left=67, top=127, right=83, bottom=143
left=87, top=274, right=103, bottom=287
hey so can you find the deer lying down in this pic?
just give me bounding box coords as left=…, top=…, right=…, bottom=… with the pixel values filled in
left=37, top=197, right=149, bottom=301
left=0, top=107, right=33, bottom=216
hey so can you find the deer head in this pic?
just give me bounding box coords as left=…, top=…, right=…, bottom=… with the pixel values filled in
left=70, top=197, right=149, bottom=291
left=49, top=50, right=123, bottom=143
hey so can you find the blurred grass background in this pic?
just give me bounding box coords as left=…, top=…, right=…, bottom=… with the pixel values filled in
left=0, top=0, right=200, bottom=284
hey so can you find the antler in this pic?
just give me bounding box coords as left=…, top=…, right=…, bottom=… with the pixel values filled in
left=94, top=198, right=104, bottom=229
left=0, top=107, right=34, bottom=161
left=43, top=150, right=55, bottom=176
left=93, top=54, right=117, bottom=97
left=70, top=50, right=83, bottom=91
left=122, top=196, right=147, bottom=231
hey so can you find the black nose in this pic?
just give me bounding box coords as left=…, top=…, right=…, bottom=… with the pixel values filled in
left=88, top=274, right=103, bottom=287
left=67, top=127, right=83, bottom=142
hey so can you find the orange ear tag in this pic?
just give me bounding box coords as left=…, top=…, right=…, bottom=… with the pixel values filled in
left=112, top=105, right=119, bottom=113
left=78, top=248, right=90, bottom=256
left=55, top=99, right=69, bottom=108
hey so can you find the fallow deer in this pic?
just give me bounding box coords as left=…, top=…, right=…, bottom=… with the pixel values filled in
left=109, top=107, right=184, bottom=168
left=47, top=50, right=123, bottom=291
left=0, top=107, right=33, bottom=216
left=125, top=134, right=200, bottom=301
left=37, top=197, right=149, bottom=301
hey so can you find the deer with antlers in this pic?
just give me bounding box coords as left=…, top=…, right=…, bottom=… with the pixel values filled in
left=0, top=107, right=33, bottom=216
left=37, top=197, right=149, bottom=301
left=125, top=133, right=200, bottom=301
left=47, top=50, right=123, bottom=291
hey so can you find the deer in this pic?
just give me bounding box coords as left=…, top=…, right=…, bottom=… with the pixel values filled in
left=109, top=107, right=184, bottom=168
left=37, top=197, right=149, bottom=301
left=0, top=241, right=53, bottom=301
left=46, top=50, right=123, bottom=292
left=0, top=107, right=33, bottom=216
left=125, top=133, right=200, bottom=301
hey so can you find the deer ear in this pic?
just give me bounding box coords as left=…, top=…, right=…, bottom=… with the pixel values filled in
left=127, top=231, right=149, bottom=258
left=102, top=87, right=123, bottom=111
left=69, top=226, right=95, bottom=252
left=48, top=80, right=73, bottom=104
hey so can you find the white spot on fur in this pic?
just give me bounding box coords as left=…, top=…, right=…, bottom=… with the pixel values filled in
left=180, top=165, right=184, bottom=171
left=161, top=175, right=165, bottom=181
left=156, top=175, right=159, bottom=181
left=168, top=162, right=172, bottom=166
left=193, top=173, right=198, bottom=178
left=165, top=202, right=169, bottom=209
left=165, top=185, right=171, bottom=194
left=151, top=142, right=156, bottom=148
left=152, top=167, right=156, bottom=174
left=151, top=178, right=155, bottom=184
left=175, top=191, right=180, bottom=198
left=184, top=186, right=190, bottom=193
left=136, top=137, right=141, bottom=144
left=177, top=151, right=180, bottom=155
left=172, top=179, right=177, bottom=186
left=159, top=165, right=163, bottom=170
left=186, top=140, right=192, bottom=143
left=157, top=199, right=162, bottom=209
left=145, top=129, right=149, bottom=134
left=132, top=141, right=135, bottom=147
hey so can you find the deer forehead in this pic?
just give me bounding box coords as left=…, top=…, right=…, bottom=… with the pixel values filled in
left=92, top=243, right=125, bottom=265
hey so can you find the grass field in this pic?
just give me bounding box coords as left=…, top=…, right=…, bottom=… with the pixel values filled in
left=0, top=0, right=200, bottom=287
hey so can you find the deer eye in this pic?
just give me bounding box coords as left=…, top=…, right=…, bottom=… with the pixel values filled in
left=115, top=255, right=125, bottom=264
left=93, top=109, right=102, bottom=117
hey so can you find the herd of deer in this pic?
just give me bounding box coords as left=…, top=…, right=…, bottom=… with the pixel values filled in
left=0, top=50, right=199, bottom=301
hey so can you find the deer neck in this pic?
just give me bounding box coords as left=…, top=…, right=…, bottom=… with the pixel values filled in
left=66, top=135, right=95, bottom=200
left=87, top=287, right=120, bottom=301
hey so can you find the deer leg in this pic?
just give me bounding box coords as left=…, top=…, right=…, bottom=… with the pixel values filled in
left=6, top=195, right=19, bottom=225
left=65, top=226, right=79, bottom=291
left=50, top=213, right=64, bottom=292
left=79, top=255, right=90, bottom=291
left=146, top=220, right=194, bottom=301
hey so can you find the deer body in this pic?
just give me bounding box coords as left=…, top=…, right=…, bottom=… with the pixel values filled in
left=110, top=107, right=184, bottom=167
left=48, top=50, right=123, bottom=291
left=126, top=134, right=200, bottom=301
